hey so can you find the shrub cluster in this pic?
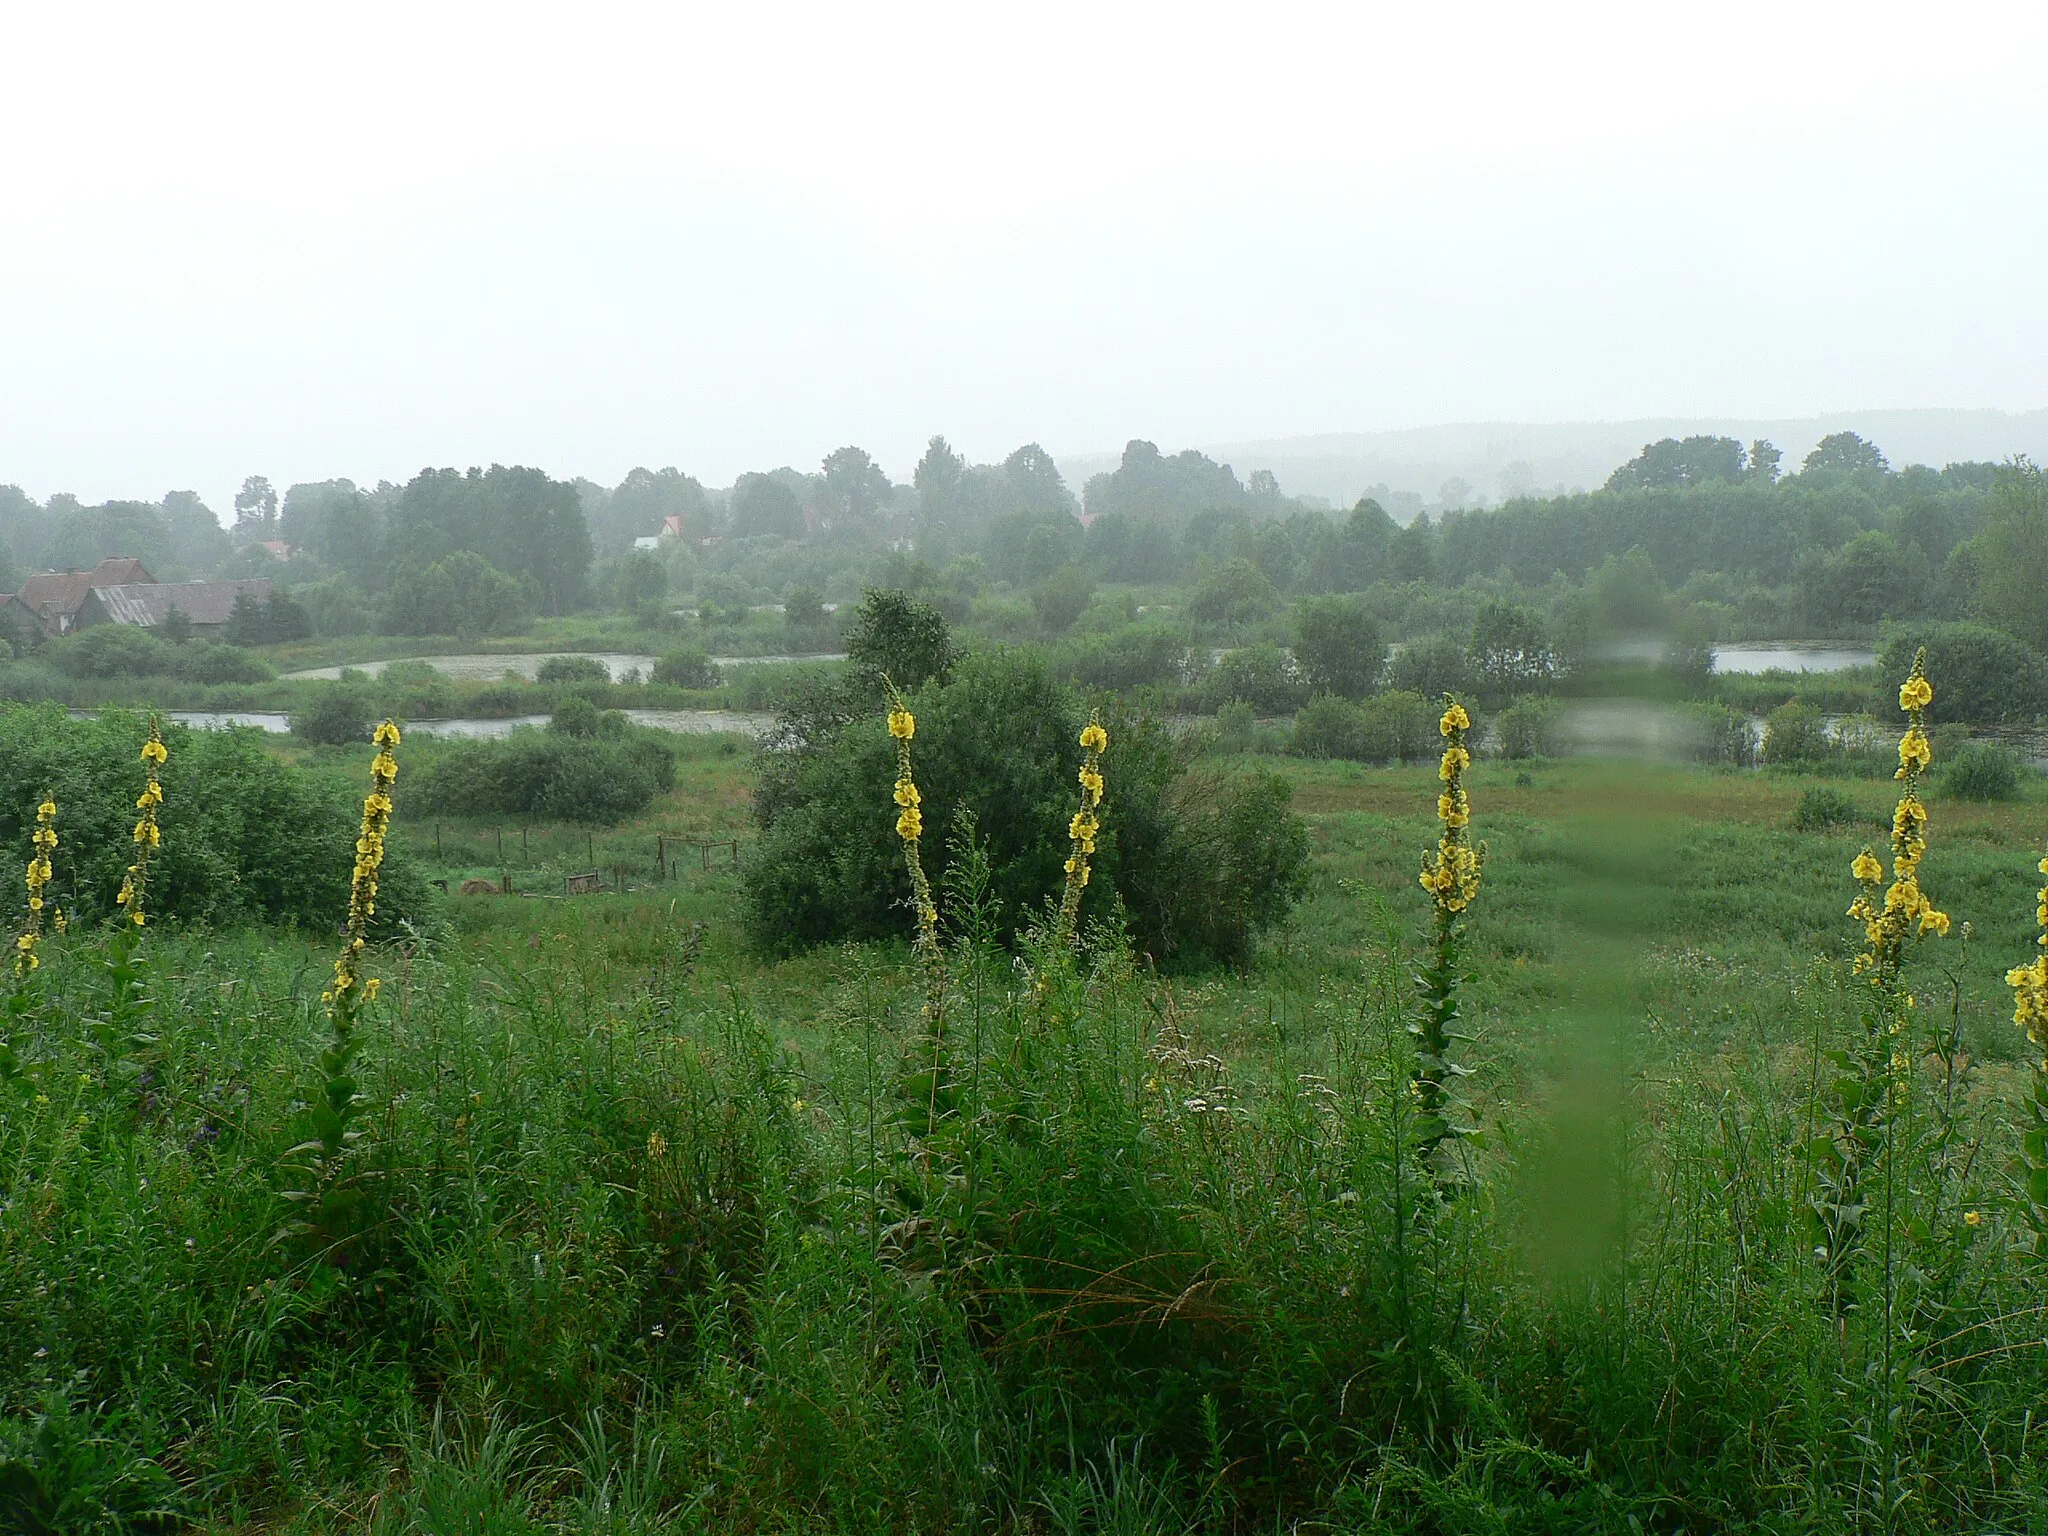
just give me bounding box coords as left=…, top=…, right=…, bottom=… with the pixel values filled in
left=1288, top=690, right=1442, bottom=763
left=0, top=703, right=431, bottom=932
left=745, top=649, right=1310, bottom=966
left=409, top=729, right=677, bottom=824
left=40, top=627, right=277, bottom=683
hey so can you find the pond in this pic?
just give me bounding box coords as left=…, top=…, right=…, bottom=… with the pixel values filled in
left=131, top=709, right=775, bottom=739
left=281, top=651, right=844, bottom=682
left=1711, top=644, right=1876, bottom=675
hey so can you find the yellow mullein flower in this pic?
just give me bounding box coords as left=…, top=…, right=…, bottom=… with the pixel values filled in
left=884, top=684, right=941, bottom=958
left=1056, top=711, right=1111, bottom=947
left=888, top=706, right=915, bottom=741
left=1421, top=697, right=1483, bottom=916
left=116, top=719, right=168, bottom=926
left=1439, top=702, right=1470, bottom=736
left=2011, top=849, right=2048, bottom=1047
left=1850, top=649, right=1947, bottom=987
left=14, top=794, right=57, bottom=976
left=327, top=720, right=401, bottom=1008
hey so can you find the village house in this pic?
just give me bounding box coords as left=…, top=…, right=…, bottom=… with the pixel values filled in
left=0, top=556, right=274, bottom=642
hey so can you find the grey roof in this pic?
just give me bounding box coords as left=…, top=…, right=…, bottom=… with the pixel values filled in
left=89, top=579, right=274, bottom=628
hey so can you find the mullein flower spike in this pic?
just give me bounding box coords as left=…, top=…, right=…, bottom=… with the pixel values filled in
left=886, top=687, right=939, bottom=950
left=2009, top=852, right=2048, bottom=1047
left=326, top=720, right=400, bottom=1008
left=114, top=721, right=168, bottom=927
left=1847, top=648, right=1949, bottom=988
left=14, top=796, right=58, bottom=976
left=1420, top=701, right=1483, bottom=914
left=1056, top=715, right=1109, bottom=946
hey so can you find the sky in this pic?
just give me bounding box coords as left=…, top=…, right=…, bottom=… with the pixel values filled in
left=4, top=0, right=2046, bottom=518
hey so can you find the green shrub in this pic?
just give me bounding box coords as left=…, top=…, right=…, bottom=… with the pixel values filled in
left=411, top=731, right=676, bottom=824
left=43, top=625, right=174, bottom=679
left=1492, top=696, right=1561, bottom=760
left=175, top=642, right=274, bottom=685
left=652, top=647, right=721, bottom=689
left=1878, top=622, right=2048, bottom=724
left=1200, top=644, right=1305, bottom=714
left=1682, top=702, right=1757, bottom=766
left=744, top=648, right=1310, bottom=966
left=1212, top=699, right=1258, bottom=755
left=536, top=654, right=611, bottom=686
left=470, top=683, right=532, bottom=718
left=548, top=696, right=627, bottom=738
left=1791, top=785, right=1864, bottom=831
left=1388, top=633, right=1474, bottom=700
left=1058, top=621, right=1189, bottom=693
left=1357, top=690, right=1437, bottom=765
left=291, top=687, right=375, bottom=746
left=0, top=704, right=432, bottom=931
left=1937, top=741, right=2024, bottom=801
left=1761, top=702, right=1830, bottom=766
left=1290, top=693, right=1368, bottom=760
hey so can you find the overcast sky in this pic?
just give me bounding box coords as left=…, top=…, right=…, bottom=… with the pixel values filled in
left=5, top=0, right=2046, bottom=515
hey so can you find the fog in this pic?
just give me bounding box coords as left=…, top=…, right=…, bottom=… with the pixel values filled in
left=5, top=0, right=2046, bottom=514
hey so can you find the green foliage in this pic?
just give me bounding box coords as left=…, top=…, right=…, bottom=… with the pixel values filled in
left=651, top=646, right=720, bottom=689
left=1028, top=563, right=1095, bottom=635
left=1187, top=556, right=1277, bottom=630
left=0, top=1393, right=183, bottom=1534
left=411, top=730, right=676, bottom=823
left=389, top=465, right=592, bottom=615
left=43, top=625, right=174, bottom=679
left=1293, top=594, right=1385, bottom=699
left=222, top=589, right=312, bottom=646
left=1937, top=741, right=2024, bottom=802
left=176, top=641, right=274, bottom=684
left=380, top=549, right=531, bottom=639
left=0, top=704, right=430, bottom=930
left=1468, top=599, right=1556, bottom=692
left=1200, top=643, right=1304, bottom=714
left=1492, top=696, right=1561, bottom=759
left=535, top=654, right=611, bottom=687
left=783, top=584, right=827, bottom=630
left=1970, top=458, right=2048, bottom=652
left=1387, top=632, right=1473, bottom=700
left=746, top=648, right=1309, bottom=965
left=1761, top=701, right=1830, bottom=765
left=1791, top=784, right=1865, bottom=831
left=1290, top=693, right=1368, bottom=760
left=844, top=586, right=956, bottom=690
left=547, top=695, right=626, bottom=738
left=290, top=687, right=374, bottom=746
left=1878, top=620, right=2048, bottom=724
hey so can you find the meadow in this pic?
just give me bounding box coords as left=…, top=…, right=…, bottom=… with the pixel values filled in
left=6, top=709, right=2048, bottom=1533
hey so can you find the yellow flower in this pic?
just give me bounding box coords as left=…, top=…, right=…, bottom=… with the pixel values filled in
left=1439, top=702, right=1471, bottom=736
left=1964, top=1209, right=1983, bottom=1227
left=1900, top=675, right=1933, bottom=712
left=374, top=720, right=402, bottom=747
left=1080, top=722, right=1108, bottom=752
left=893, top=778, right=921, bottom=808
left=140, top=738, right=168, bottom=765
left=1897, top=729, right=1931, bottom=774
left=1852, top=851, right=1883, bottom=883
left=896, top=806, right=923, bottom=841
left=888, top=707, right=915, bottom=740
left=37, top=800, right=54, bottom=818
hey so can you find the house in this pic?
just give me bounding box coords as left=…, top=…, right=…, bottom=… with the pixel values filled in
left=659, top=515, right=687, bottom=539
left=632, top=536, right=662, bottom=552
left=74, top=579, right=275, bottom=639
left=256, top=539, right=295, bottom=562
left=1, top=557, right=157, bottom=637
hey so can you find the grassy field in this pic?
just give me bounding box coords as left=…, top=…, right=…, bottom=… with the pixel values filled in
left=6, top=744, right=2048, bottom=1532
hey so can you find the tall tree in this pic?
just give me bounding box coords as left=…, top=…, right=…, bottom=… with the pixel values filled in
left=1971, top=457, right=2048, bottom=652
left=233, top=475, right=278, bottom=538
left=820, top=446, right=891, bottom=529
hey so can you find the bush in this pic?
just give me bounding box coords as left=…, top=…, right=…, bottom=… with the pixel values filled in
left=1357, top=690, right=1437, bottom=765
left=290, top=687, right=375, bottom=746
left=548, top=696, right=627, bottom=738
left=1761, top=702, right=1830, bottom=766
left=1201, top=644, right=1305, bottom=714
left=1290, top=694, right=1368, bottom=760
left=1213, top=700, right=1257, bottom=755
left=175, top=642, right=274, bottom=685
left=1058, top=622, right=1189, bottom=693
left=0, top=704, right=432, bottom=931
left=43, top=625, right=174, bottom=679
left=744, top=648, right=1311, bottom=966
left=1877, top=622, right=2048, bottom=724
left=1791, top=785, right=1865, bottom=831
left=1938, top=741, right=2024, bottom=802
left=411, top=731, right=677, bottom=824
left=1294, top=596, right=1385, bottom=699
left=1387, top=633, right=1473, bottom=700
left=1492, top=697, right=1561, bottom=760
left=470, top=683, right=532, bottom=718
left=536, top=654, right=611, bottom=687
left=652, top=647, right=721, bottom=689
left=1682, top=702, right=1757, bottom=766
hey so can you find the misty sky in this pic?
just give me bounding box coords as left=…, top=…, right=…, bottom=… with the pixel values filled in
left=5, top=1, right=2046, bottom=516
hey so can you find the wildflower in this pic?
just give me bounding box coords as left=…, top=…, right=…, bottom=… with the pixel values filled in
left=14, top=794, right=57, bottom=976
left=1056, top=712, right=1110, bottom=947
left=1420, top=698, right=1483, bottom=916
left=328, top=720, right=400, bottom=1010
left=1965, top=1209, right=1984, bottom=1227
left=884, top=685, right=941, bottom=964
left=1411, top=694, right=1485, bottom=1180
left=115, top=719, right=167, bottom=927
left=2011, top=853, right=2048, bottom=1048
left=1849, top=649, right=1946, bottom=989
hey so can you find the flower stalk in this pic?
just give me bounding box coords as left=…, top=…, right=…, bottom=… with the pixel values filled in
left=1055, top=714, right=1109, bottom=949
left=15, top=796, right=57, bottom=978
left=1412, top=697, right=1483, bottom=1177
left=114, top=720, right=168, bottom=927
